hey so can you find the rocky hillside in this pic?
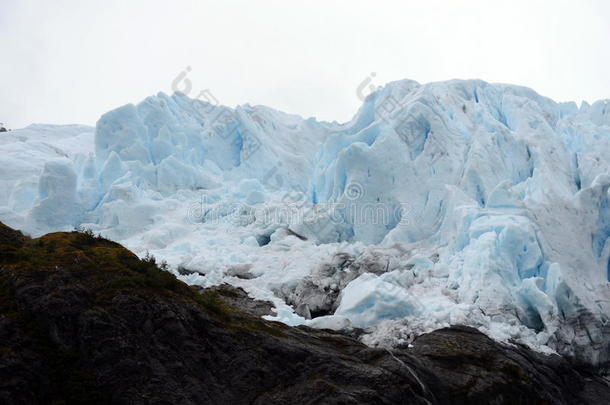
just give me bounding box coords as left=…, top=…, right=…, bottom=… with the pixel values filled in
left=0, top=222, right=608, bottom=404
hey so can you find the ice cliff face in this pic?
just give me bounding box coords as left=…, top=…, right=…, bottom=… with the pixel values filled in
left=1, top=79, right=609, bottom=366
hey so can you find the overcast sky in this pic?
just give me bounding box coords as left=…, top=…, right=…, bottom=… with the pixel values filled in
left=1, top=0, right=609, bottom=129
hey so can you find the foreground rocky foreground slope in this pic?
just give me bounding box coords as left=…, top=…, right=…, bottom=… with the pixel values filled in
left=0, top=222, right=609, bottom=404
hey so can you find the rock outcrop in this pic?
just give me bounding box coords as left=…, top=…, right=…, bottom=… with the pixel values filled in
left=0, top=222, right=608, bottom=404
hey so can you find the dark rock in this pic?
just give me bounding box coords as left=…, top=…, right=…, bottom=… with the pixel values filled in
left=278, top=253, right=358, bottom=317
left=405, top=325, right=610, bottom=404
left=207, top=284, right=274, bottom=317
left=0, top=222, right=608, bottom=404
left=0, top=223, right=26, bottom=264
left=176, top=265, right=205, bottom=276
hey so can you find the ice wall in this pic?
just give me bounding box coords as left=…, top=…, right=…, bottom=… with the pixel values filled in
left=1, top=80, right=609, bottom=366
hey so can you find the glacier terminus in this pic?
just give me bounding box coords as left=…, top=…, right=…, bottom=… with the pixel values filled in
left=1, top=79, right=609, bottom=367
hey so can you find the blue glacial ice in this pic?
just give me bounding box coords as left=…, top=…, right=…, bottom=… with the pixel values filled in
left=1, top=79, right=610, bottom=366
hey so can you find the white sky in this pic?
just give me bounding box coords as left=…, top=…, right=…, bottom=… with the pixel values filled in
left=1, top=0, right=609, bottom=129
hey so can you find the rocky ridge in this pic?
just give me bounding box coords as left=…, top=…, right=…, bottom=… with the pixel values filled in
left=0, top=222, right=608, bottom=404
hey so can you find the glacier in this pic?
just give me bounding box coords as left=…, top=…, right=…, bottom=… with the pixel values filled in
left=1, top=79, right=609, bottom=366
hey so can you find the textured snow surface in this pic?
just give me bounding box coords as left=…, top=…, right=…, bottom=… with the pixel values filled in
left=2, top=80, right=610, bottom=365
